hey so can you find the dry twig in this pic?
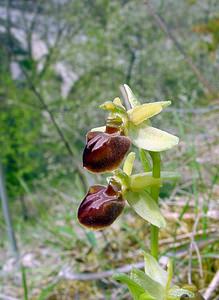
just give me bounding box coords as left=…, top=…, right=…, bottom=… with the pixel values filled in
left=204, top=271, right=219, bottom=300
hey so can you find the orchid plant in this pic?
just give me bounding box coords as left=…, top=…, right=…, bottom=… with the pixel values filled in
left=77, top=85, right=204, bottom=300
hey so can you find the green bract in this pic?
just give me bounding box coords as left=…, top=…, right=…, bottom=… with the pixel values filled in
left=109, top=153, right=179, bottom=228
left=125, top=190, right=166, bottom=228
left=114, top=253, right=196, bottom=300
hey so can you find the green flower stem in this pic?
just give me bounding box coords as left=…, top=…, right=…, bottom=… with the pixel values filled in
left=149, top=151, right=161, bottom=260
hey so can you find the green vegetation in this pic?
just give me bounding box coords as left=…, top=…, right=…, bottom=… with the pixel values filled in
left=0, top=0, right=218, bottom=299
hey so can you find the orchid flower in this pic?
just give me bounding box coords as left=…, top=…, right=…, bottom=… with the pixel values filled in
left=78, top=153, right=178, bottom=230
left=97, top=84, right=179, bottom=152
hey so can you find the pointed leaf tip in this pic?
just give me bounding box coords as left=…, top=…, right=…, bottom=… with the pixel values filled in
left=143, top=252, right=168, bottom=288
left=131, top=268, right=164, bottom=299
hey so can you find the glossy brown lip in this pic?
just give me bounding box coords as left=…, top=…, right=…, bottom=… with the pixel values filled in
left=83, top=131, right=131, bottom=173
left=78, top=184, right=125, bottom=230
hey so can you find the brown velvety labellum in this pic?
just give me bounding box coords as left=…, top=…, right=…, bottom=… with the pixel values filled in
left=83, top=131, right=131, bottom=173
left=78, top=184, right=125, bottom=230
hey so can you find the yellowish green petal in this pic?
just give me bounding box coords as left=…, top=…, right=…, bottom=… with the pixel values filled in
left=128, top=101, right=171, bottom=126
left=99, top=101, right=126, bottom=115
left=123, top=152, right=136, bottom=176
left=129, top=123, right=179, bottom=152
left=113, top=97, right=126, bottom=109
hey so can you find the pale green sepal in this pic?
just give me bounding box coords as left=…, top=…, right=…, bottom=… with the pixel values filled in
left=130, top=174, right=161, bottom=191
left=128, top=102, right=171, bottom=125
left=129, top=123, right=179, bottom=152
left=123, top=152, right=136, bottom=176
left=90, top=126, right=106, bottom=132
left=131, top=172, right=180, bottom=187
left=113, top=273, right=146, bottom=300
left=125, top=190, right=166, bottom=228
left=131, top=268, right=165, bottom=300
left=143, top=252, right=168, bottom=288
left=146, top=171, right=180, bottom=181
left=123, top=84, right=140, bottom=108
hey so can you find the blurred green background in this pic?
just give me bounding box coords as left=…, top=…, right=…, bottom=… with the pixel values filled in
left=0, top=0, right=218, bottom=299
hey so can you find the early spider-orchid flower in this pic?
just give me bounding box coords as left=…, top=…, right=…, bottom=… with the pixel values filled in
left=83, top=127, right=131, bottom=173
left=78, top=182, right=125, bottom=229
left=79, top=153, right=179, bottom=230
left=96, top=84, right=179, bottom=152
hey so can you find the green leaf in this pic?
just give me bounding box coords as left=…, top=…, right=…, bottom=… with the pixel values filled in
left=37, top=282, right=57, bottom=300
left=159, top=171, right=180, bottom=181
left=123, top=84, right=140, bottom=108
left=139, top=294, right=156, bottom=300
left=130, top=173, right=161, bottom=191
left=131, top=268, right=165, bottom=300
left=143, top=252, right=168, bottom=288
left=113, top=273, right=146, bottom=300
left=128, top=101, right=171, bottom=125
left=168, top=287, right=195, bottom=299
left=125, top=190, right=166, bottom=228
left=129, top=123, right=179, bottom=152
left=166, top=259, right=173, bottom=293
left=123, top=152, right=136, bottom=176
left=86, top=231, right=97, bottom=247
left=21, top=266, right=28, bottom=300
left=139, top=149, right=152, bottom=172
